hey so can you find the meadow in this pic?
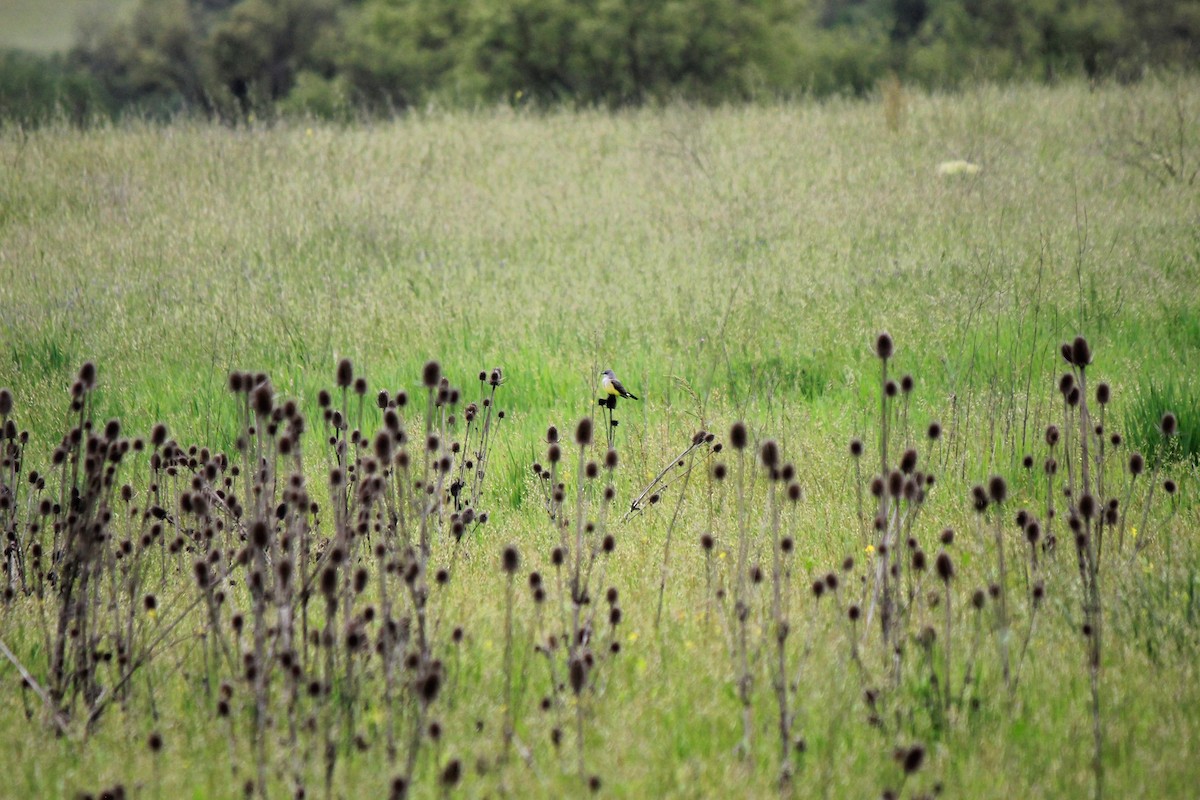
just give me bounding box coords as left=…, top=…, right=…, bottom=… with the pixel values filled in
left=0, top=0, right=130, bottom=55
left=1, top=77, right=1198, bottom=798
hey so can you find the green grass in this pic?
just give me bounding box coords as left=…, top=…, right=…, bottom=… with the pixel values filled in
left=1, top=78, right=1199, bottom=798
left=0, top=0, right=130, bottom=54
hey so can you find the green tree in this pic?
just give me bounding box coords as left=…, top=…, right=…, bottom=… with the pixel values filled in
left=338, top=0, right=472, bottom=109
left=208, top=0, right=341, bottom=112
left=71, top=0, right=212, bottom=114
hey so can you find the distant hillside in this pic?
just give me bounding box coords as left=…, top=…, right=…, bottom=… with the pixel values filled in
left=0, top=0, right=131, bottom=54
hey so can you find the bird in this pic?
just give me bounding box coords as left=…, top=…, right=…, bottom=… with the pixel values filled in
left=600, top=369, right=638, bottom=400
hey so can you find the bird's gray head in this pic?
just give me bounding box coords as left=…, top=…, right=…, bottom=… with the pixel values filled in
left=601, top=369, right=615, bottom=378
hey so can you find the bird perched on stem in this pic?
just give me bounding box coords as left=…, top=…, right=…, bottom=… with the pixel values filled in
left=601, top=369, right=638, bottom=400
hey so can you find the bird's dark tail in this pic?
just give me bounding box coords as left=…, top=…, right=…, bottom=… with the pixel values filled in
left=626, top=392, right=639, bottom=400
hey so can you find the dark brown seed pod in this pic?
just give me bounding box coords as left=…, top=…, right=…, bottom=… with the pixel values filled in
left=730, top=422, right=748, bottom=451
left=575, top=417, right=593, bottom=446
left=759, top=439, right=780, bottom=469
left=935, top=552, right=954, bottom=582
left=988, top=475, right=1008, bottom=504
left=422, top=360, right=441, bottom=388
left=875, top=332, right=894, bottom=360
left=336, top=358, right=354, bottom=388
left=1161, top=413, right=1177, bottom=437
left=1068, top=336, right=1090, bottom=367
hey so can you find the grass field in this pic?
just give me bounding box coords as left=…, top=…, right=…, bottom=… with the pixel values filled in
left=1, top=78, right=1198, bottom=798
left=0, top=0, right=130, bottom=54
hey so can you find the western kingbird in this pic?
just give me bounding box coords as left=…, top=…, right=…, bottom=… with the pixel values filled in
left=601, top=369, right=639, bottom=400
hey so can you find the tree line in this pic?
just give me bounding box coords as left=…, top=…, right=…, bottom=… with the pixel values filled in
left=3, top=0, right=1198, bottom=124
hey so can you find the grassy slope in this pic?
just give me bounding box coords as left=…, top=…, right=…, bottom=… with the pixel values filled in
left=0, top=80, right=1198, bottom=797
left=0, top=0, right=130, bottom=54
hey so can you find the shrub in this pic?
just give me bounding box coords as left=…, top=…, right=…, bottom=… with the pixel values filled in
left=0, top=49, right=111, bottom=127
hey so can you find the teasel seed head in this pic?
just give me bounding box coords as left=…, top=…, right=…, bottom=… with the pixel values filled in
left=875, top=332, right=894, bottom=360
left=759, top=439, right=780, bottom=470
left=935, top=551, right=954, bottom=582
left=1071, top=336, right=1091, bottom=368
left=320, top=566, right=337, bottom=598
left=569, top=657, right=587, bottom=694
left=902, top=743, right=927, bottom=774
left=439, top=759, right=461, bottom=789
left=971, top=484, right=988, bottom=513
left=418, top=668, right=442, bottom=704
left=422, top=360, right=441, bottom=388
left=730, top=421, right=748, bottom=451
left=1079, top=493, right=1096, bottom=519
left=501, top=545, right=520, bottom=574
left=1161, top=412, right=1177, bottom=437
left=571, top=417, right=590, bottom=448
